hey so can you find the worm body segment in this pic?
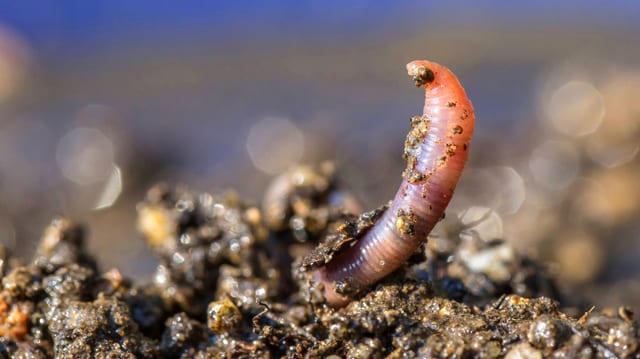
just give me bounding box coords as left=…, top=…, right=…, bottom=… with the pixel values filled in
left=314, top=60, right=475, bottom=307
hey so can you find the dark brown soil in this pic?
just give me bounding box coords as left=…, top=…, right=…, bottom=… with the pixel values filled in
left=0, top=165, right=638, bottom=358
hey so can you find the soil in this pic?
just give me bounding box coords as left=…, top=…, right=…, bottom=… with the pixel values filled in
left=0, top=164, right=638, bottom=358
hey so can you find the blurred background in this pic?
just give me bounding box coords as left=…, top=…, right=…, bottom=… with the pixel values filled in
left=0, top=1, right=639, bottom=309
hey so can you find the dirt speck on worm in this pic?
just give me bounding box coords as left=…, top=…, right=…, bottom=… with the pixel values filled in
left=403, top=115, right=431, bottom=184
left=395, top=208, right=418, bottom=236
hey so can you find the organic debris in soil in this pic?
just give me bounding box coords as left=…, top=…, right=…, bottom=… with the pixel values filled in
left=0, top=164, right=638, bottom=358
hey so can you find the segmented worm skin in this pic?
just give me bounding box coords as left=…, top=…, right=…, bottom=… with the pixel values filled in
left=314, top=60, right=475, bottom=307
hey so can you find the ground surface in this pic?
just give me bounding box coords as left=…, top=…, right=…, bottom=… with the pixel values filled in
left=0, top=168, right=638, bottom=358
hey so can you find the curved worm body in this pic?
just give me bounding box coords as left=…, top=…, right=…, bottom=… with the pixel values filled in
left=314, top=60, right=475, bottom=307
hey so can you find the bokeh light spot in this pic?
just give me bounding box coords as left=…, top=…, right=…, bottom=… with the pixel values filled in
left=246, top=117, right=304, bottom=175
left=529, top=140, right=579, bottom=190
left=94, top=165, right=123, bottom=210
left=546, top=80, right=605, bottom=136
left=56, top=127, right=115, bottom=185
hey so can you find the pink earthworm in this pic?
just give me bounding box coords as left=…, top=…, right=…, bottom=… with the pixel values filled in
left=314, top=60, right=475, bottom=307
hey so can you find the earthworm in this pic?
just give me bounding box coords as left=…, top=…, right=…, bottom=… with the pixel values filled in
left=314, top=60, right=475, bottom=307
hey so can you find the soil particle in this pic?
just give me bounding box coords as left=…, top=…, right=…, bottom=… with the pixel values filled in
left=47, top=295, right=158, bottom=358
left=33, top=217, right=97, bottom=273
left=527, top=315, right=572, bottom=351
left=207, top=297, right=242, bottom=333
left=262, top=162, right=359, bottom=244
left=160, top=313, right=207, bottom=358
left=300, top=205, right=387, bottom=271
left=403, top=115, right=430, bottom=184
left=137, top=183, right=274, bottom=316
left=395, top=208, right=417, bottom=236
left=408, top=65, right=435, bottom=86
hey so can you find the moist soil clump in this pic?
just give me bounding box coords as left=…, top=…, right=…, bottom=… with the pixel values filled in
left=0, top=166, right=638, bottom=358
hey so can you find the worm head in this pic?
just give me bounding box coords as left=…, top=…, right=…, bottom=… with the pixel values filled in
left=407, top=60, right=443, bottom=87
